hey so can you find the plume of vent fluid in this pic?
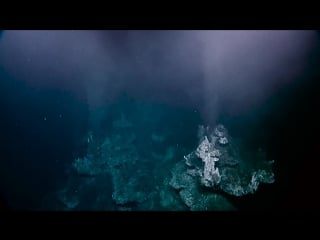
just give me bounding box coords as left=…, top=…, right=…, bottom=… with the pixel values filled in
left=0, top=30, right=316, bottom=120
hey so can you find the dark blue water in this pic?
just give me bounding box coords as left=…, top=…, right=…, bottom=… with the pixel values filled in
left=0, top=67, right=88, bottom=209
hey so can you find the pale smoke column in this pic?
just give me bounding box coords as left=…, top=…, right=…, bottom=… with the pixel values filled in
left=201, top=31, right=222, bottom=125
left=199, top=30, right=316, bottom=124
left=0, top=30, right=121, bottom=107
left=0, top=30, right=131, bottom=147
left=0, top=30, right=317, bottom=117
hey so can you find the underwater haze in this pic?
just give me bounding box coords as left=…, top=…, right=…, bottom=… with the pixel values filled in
left=0, top=30, right=319, bottom=211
